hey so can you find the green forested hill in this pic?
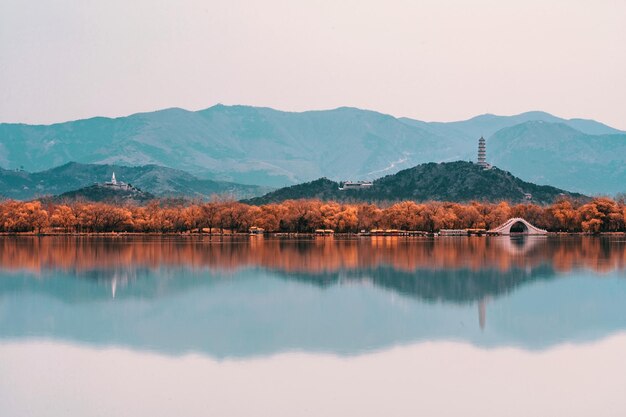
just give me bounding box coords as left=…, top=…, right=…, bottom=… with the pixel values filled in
left=244, top=161, right=586, bottom=205
left=53, top=185, right=156, bottom=204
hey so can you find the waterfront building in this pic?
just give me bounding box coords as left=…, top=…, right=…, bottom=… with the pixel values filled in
left=439, top=229, right=468, bottom=236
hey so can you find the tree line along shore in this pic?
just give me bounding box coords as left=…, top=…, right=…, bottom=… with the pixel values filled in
left=0, top=197, right=625, bottom=235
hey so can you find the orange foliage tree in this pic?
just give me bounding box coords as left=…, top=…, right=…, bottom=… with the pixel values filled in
left=0, top=197, right=624, bottom=234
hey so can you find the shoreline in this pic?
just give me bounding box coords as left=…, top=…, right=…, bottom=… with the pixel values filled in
left=0, top=231, right=624, bottom=237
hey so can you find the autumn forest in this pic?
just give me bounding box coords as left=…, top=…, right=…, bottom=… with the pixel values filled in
left=0, top=197, right=625, bottom=234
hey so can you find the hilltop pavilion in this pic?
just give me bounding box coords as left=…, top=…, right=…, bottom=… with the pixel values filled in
left=104, top=172, right=132, bottom=190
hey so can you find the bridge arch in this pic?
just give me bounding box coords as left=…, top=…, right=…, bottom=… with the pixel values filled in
left=509, top=221, right=528, bottom=233
left=488, top=218, right=547, bottom=235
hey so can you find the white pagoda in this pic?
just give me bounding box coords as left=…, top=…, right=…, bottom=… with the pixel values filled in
left=104, top=172, right=132, bottom=190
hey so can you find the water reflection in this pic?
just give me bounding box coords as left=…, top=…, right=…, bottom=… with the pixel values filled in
left=0, top=236, right=625, bottom=357
left=1, top=235, right=625, bottom=275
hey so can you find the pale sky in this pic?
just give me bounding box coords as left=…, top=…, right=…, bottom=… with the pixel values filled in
left=4, top=337, right=626, bottom=416
left=1, top=0, right=625, bottom=129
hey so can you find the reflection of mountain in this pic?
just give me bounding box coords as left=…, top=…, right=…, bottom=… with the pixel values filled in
left=0, top=236, right=625, bottom=358
left=0, top=262, right=555, bottom=305
left=1, top=235, right=624, bottom=304
left=276, top=264, right=555, bottom=303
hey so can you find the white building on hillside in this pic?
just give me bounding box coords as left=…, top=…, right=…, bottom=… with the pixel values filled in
left=339, top=180, right=373, bottom=190
left=104, top=172, right=133, bottom=190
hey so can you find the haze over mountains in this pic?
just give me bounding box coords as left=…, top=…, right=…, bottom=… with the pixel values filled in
left=0, top=162, right=270, bottom=200
left=0, top=105, right=624, bottom=195
left=489, top=122, right=626, bottom=194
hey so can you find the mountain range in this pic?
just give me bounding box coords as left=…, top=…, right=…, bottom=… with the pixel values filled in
left=0, top=105, right=624, bottom=194
left=0, top=162, right=271, bottom=200
left=245, top=161, right=584, bottom=205
left=488, top=121, right=626, bottom=194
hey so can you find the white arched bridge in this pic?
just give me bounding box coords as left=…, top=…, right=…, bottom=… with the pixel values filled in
left=488, top=217, right=548, bottom=235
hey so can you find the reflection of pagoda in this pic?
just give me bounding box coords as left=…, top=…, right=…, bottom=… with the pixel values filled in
left=109, top=270, right=134, bottom=299
left=478, top=299, right=487, bottom=330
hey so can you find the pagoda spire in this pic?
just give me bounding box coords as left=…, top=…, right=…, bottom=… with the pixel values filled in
left=477, top=136, right=488, bottom=168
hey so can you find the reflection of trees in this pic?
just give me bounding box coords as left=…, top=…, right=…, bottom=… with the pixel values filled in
left=0, top=236, right=624, bottom=304
left=1, top=236, right=626, bottom=357
left=0, top=236, right=624, bottom=275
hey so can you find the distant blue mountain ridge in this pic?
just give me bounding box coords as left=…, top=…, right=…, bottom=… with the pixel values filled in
left=0, top=162, right=272, bottom=200
left=0, top=105, right=624, bottom=194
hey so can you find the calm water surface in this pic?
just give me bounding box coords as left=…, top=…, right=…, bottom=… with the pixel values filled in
left=1, top=236, right=625, bottom=416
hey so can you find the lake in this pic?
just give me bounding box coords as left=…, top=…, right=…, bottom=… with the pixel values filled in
left=1, top=235, right=625, bottom=416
